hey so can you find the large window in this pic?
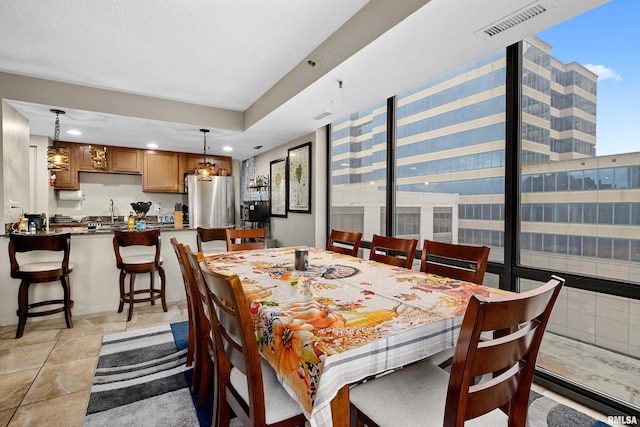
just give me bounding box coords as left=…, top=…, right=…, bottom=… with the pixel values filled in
left=329, top=0, right=638, bottom=415
left=330, top=101, right=387, bottom=245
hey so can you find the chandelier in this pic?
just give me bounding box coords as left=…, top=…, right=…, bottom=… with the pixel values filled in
left=47, top=109, right=70, bottom=171
left=195, top=128, right=216, bottom=180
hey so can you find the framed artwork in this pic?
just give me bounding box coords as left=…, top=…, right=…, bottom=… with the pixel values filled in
left=270, top=158, right=288, bottom=217
left=288, top=142, right=311, bottom=213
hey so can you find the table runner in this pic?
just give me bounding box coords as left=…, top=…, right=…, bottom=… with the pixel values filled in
left=205, top=247, right=509, bottom=426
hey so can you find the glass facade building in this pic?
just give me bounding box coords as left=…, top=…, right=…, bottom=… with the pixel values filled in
left=329, top=32, right=639, bottom=414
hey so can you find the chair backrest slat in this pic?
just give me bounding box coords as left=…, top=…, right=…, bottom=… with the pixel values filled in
left=327, top=229, right=363, bottom=257
left=9, top=233, right=71, bottom=276
left=420, top=240, right=490, bottom=285
left=225, top=228, right=267, bottom=251
left=197, top=227, right=228, bottom=252
left=113, top=229, right=161, bottom=267
left=369, top=234, right=417, bottom=269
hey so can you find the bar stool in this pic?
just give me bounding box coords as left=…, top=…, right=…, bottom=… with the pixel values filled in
left=113, top=229, right=167, bottom=321
left=9, top=232, right=73, bottom=339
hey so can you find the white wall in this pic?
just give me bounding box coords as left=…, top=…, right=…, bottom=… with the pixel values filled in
left=2, top=100, right=31, bottom=229
left=255, top=128, right=327, bottom=249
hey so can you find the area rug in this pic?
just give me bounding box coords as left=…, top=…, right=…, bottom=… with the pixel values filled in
left=84, top=322, right=611, bottom=427
left=83, top=323, right=199, bottom=427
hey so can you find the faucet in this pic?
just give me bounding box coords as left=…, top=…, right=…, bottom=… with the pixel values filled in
left=109, top=199, right=116, bottom=222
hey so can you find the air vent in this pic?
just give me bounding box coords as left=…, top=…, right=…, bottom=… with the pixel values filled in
left=477, top=2, right=549, bottom=38
left=310, top=111, right=332, bottom=120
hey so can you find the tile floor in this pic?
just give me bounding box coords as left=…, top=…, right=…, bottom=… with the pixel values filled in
left=0, top=301, right=610, bottom=427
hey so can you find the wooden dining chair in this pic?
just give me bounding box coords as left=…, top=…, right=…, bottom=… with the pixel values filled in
left=420, top=240, right=490, bottom=285
left=327, top=229, right=363, bottom=257
left=198, top=262, right=307, bottom=427
left=418, top=240, right=491, bottom=368
left=170, top=238, right=212, bottom=408
left=197, top=227, right=228, bottom=253
left=350, top=275, right=564, bottom=427
left=9, top=232, right=74, bottom=338
left=368, top=234, right=418, bottom=269
left=113, top=229, right=167, bottom=321
left=225, top=227, right=267, bottom=251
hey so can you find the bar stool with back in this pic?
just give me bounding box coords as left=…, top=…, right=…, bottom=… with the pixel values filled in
left=113, top=229, right=167, bottom=321
left=9, top=232, right=73, bottom=338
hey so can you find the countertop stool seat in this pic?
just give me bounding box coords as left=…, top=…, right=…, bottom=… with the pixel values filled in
left=9, top=232, right=74, bottom=339
left=113, top=229, right=167, bottom=321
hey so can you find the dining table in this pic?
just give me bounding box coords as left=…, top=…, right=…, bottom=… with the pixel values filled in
left=204, top=246, right=510, bottom=427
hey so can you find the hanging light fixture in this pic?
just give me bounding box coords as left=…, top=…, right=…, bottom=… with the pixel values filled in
left=195, top=128, right=215, bottom=180
left=47, top=109, right=70, bottom=171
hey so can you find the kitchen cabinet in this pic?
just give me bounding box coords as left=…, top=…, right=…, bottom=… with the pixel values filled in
left=78, top=145, right=141, bottom=174
left=53, top=142, right=79, bottom=190
left=109, top=147, right=142, bottom=173
left=143, top=150, right=181, bottom=192
left=180, top=153, right=231, bottom=175
left=78, top=145, right=106, bottom=172
left=179, top=153, right=232, bottom=193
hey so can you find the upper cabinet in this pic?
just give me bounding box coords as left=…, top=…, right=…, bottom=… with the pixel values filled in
left=179, top=153, right=232, bottom=192
left=109, top=147, right=142, bottom=173
left=77, top=145, right=141, bottom=174
left=52, top=142, right=79, bottom=190
left=143, top=150, right=181, bottom=192
left=180, top=153, right=232, bottom=176
left=52, top=142, right=230, bottom=193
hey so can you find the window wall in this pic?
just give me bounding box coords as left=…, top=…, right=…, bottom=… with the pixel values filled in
left=329, top=1, right=638, bottom=415
left=330, top=101, right=387, bottom=243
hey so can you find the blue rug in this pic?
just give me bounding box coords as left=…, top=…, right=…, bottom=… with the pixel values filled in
left=171, top=321, right=215, bottom=427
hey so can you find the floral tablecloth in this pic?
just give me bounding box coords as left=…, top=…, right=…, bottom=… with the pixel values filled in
left=205, top=247, right=509, bottom=427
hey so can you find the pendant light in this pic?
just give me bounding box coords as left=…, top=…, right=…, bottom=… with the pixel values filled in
left=47, top=109, right=70, bottom=171
left=195, top=128, right=214, bottom=180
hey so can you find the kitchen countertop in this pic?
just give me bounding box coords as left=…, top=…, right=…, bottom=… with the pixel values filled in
left=4, top=224, right=192, bottom=237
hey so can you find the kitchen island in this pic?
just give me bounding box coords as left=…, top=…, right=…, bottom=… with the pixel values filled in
left=0, top=226, right=227, bottom=329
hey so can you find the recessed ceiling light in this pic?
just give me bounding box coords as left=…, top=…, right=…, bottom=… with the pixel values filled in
left=147, top=142, right=158, bottom=149
left=66, top=129, right=82, bottom=136
left=222, top=146, right=233, bottom=152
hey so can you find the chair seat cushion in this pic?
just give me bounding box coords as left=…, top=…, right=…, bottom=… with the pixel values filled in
left=230, top=359, right=304, bottom=424
left=122, top=255, right=163, bottom=265
left=350, top=360, right=507, bottom=427
left=19, top=262, right=74, bottom=273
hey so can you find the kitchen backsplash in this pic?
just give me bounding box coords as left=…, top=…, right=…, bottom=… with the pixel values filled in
left=53, top=172, right=187, bottom=218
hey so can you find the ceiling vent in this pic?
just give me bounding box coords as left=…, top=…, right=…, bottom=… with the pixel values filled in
left=310, top=111, right=333, bottom=120
left=477, top=2, right=550, bottom=38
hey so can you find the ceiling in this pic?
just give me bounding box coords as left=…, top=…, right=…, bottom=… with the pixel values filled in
left=0, top=0, right=608, bottom=160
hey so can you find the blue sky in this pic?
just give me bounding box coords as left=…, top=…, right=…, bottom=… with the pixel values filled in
left=537, top=0, right=639, bottom=155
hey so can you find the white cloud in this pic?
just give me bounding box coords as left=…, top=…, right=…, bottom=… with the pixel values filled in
left=584, top=64, right=623, bottom=82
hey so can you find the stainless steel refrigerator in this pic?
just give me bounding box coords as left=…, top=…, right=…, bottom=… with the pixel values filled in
left=187, top=175, right=235, bottom=228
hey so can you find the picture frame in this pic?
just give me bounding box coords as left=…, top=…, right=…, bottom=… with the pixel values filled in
left=269, top=157, right=288, bottom=217
left=287, top=141, right=311, bottom=213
